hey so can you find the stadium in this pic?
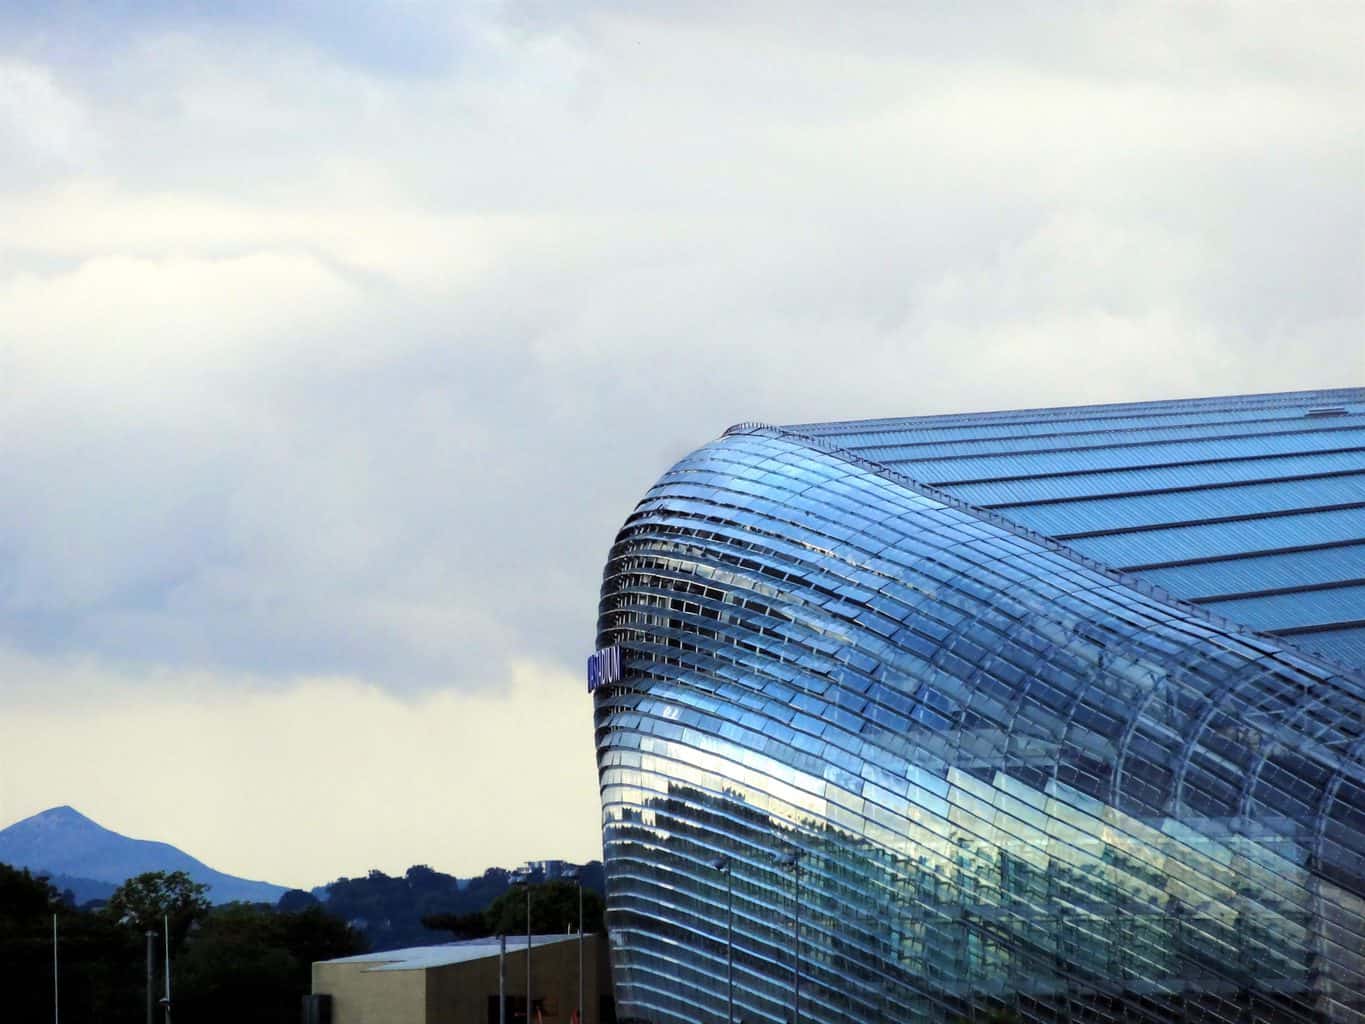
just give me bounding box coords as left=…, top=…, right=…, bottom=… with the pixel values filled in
left=591, top=388, right=1365, bottom=1024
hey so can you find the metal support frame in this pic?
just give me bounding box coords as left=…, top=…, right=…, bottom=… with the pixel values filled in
left=774, top=849, right=803, bottom=1024
left=712, top=856, right=735, bottom=1024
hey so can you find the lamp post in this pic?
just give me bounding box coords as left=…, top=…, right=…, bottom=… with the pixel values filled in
left=563, top=869, right=586, bottom=1024
left=711, top=856, right=734, bottom=1024
left=525, top=883, right=533, bottom=1024
left=145, top=930, right=156, bottom=1024
left=773, top=850, right=803, bottom=1024
left=577, top=876, right=584, bottom=1024
left=161, top=914, right=172, bottom=1024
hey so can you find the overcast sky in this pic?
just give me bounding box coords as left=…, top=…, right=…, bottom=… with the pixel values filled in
left=0, top=1, right=1361, bottom=889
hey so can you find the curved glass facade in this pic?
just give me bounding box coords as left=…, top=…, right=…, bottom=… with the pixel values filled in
left=593, top=393, right=1365, bottom=1024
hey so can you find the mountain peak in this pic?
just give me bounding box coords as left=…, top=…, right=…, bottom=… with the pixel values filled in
left=31, top=805, right=96, bottom=824
left=8, top=804, right=107, bottom=835
left=0, top=805, right=286, bottom=905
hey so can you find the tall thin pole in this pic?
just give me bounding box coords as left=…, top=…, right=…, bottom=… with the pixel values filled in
left=526, top=884, right=532, bottom=1024
left=576, top=884, right=581, bottom=1024
left=52, top=913, right=59, bottom=1024
left=163, top=913, right=171, bottom=1024
left=145, top=930, right=156, bottom=1024
left=499, top=933, right=506, bottom=1024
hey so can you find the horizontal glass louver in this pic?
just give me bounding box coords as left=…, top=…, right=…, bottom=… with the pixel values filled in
left=594, top=406, right=1365, bottom=1024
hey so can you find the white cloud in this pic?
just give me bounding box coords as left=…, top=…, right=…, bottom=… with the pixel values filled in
left=0, top=60, right=96, bottom=169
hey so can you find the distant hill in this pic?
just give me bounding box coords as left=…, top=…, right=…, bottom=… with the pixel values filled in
left=0, top=806, right=286, bottom=905
left=45, top=872, right=117, bottom=906
left=320, top=860, right=605, bottom=952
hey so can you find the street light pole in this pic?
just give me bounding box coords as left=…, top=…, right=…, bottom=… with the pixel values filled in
left=712, top=857, right=734, bottom=1024
left=526, top=883, right=532, bottom=1024
left=163, top=913, right=172, bottom=1024
left=145, top=930, right=156, bottom=1024
left=577, top=877, right=584, bottom=1024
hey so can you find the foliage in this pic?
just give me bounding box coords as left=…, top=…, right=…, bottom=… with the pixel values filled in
left=0, top=862, right=62, bottom=921
left=174, top=902, right=364, bottom=1024
left=473, top=879, right=605, bottom=937
left=104, top=870, right=210, bottom=951
left=421, top=884, right=605, bottom=941
left=320, top=862, right=605, bottom=948
left=0, top=857, right=600, bottom=1020
left=420, top=908, right=491, bottom=938
left=323, top=863, right=516, bottom=949
left=0, top=861, right=365, bottom=1024
left=0, top=863, right=142, bottom=1023
left=277, top=887, right=320, bottom=913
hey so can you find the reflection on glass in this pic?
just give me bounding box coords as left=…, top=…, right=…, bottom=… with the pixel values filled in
left=595, top=432, right=1365, bottom=1024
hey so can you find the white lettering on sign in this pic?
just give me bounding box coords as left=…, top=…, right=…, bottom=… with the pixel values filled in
left=587, top=644, right=623, bottom=692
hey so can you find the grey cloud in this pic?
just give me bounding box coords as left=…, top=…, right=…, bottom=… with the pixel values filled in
left=0, top=2, right=1360, bottom=698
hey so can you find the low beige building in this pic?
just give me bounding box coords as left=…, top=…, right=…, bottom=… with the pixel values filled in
left=312, top=934, right=613, bottom=1024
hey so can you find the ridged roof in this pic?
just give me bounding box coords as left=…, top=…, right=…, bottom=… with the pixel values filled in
left=781, top=387, right=1365, bottom=672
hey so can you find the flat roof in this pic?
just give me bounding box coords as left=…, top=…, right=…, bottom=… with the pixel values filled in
left=319, top=934, right=585, bottom=972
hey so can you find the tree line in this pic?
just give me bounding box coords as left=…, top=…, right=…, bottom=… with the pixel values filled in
left=1, top=862, right=360, bottom=1023
left=1, top=859, right=605, bottom=1022
left=324, top=861, right=605, bottom=949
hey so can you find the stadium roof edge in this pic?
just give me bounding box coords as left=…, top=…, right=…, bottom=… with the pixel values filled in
left=776, top=385, right=1365, bottom=435
left=720, top=409, right=1365, bottom=681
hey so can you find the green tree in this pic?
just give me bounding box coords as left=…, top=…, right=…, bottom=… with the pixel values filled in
left=105, top=870, right=210, bottom=951
left=420, top=909, right=491, bottom=939
left=276, top=888, right=320, bottom=913
left=0, top=862, right=62, bottom=920
left=0, top=863, right=142, bottom=1023
left=175, top=902, right=364, bottom=1024
left=482, top=880, right=605, bottom=936
left=0, top=863, right=65, bottom=1011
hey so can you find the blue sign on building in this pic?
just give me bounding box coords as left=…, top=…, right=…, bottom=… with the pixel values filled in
left=586, top=644, right=623, bottom=692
